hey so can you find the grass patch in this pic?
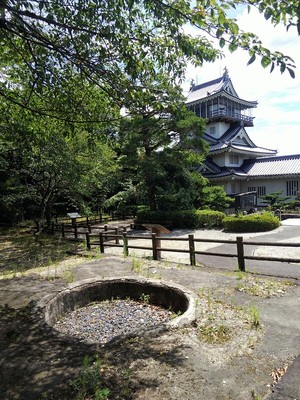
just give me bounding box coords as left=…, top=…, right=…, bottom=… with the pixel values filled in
left=69, top=356, right=110, bottom=400
left=0, top=226, right=83, bottom=277
left=247, top=305, right=261, bottom=329
left=235, top=275, right=294, bottom=298
left=196, top=287, right=263, bottom=351
left=198, top=323, right=232, bottom=344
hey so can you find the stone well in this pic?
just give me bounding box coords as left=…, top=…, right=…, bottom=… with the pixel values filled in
left=40, top=277, right=197, bottom=335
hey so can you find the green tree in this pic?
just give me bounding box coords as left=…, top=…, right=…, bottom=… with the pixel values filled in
left=260, top=191, right=291, bottom=210
left=288, top=191, right=300, bottom=210
left=1, top=0, right=299, bottom=222
left=0, top=0, right=297, bottom=121
left=196, top=185, right=233, bottom=212
left=0, top=102, right=117, bottom=223
left=115, top=106, right=208, bottom=210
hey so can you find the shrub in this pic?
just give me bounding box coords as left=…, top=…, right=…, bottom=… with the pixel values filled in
left=222, top=211, right=280, bottom=233
left=135, top=209, right=226, bottom=229
left=194, top=209, right=225, bottom=228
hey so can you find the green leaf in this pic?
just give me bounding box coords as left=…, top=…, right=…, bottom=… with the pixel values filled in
left=228, top=43, right=238, bottom=53
left=261, top=56, right=271, bottom=68
left=287, top=67, right=296, bottom=79
left=247, top=53, right=256, bottom=66
left=264, top=7, right=273, bottom=21
left=280, top=63, right=286, bottom=74
left=216, top=29, right=224, bottom=38
left=219, top=38, right=225, bottom=48
left=229, top=22, right=239, bottom=35
left=218, top=12, right=225, bottom=25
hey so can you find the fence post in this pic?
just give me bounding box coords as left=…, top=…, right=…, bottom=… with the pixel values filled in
left=36, top=221, right=40, bottom=233
left=86, top=216, right=89, bottom=225
left=115, top=227, right=119, bottom=244
left=61, top=223, right=65, bottom=238
left=88, top=224, right=91, bottom=233
left=123, top=232, right=128, bottom=257
left=152, top=233, right=158, bottom=260
left=237, top=236, right=245, bottom=272
left=99, top=232, right=105, bottom=253
left=104, top=225, right=108, bottom=241
left=86, top=232, right=91, bottom=250
left=74, top=223, right=78, bottom=239
left=188, top=234, right=196, bottom=267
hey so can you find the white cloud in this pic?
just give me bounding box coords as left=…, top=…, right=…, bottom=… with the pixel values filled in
left=184, top=7, right=300, bottom=156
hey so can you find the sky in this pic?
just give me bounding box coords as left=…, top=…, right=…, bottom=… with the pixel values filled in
left=182, top=7, right=300, bottom=156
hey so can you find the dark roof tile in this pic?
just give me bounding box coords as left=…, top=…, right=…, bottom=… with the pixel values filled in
left=242, top=154, right=300, bottom=176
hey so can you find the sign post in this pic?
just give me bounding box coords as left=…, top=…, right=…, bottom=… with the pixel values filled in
left=67, top=212, right=81, bottom=226
left=142, top=224, right=171, bottom=260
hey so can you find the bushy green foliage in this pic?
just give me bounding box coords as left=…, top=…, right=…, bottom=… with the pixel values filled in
left=222, top=212, right=280, bottom=233
left=135, top=209, right=225, bottom=229
left=196, top=185, right=233, bottom=211
left=259, top=191, right=291, bottom=210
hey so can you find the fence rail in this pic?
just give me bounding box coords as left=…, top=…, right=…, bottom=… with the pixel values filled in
left=85, top=231, right=300, bottom=272
left=40, top=221, right=300, bottom=273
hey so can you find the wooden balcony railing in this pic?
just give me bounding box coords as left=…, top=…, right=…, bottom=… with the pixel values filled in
left=207, top=109, right=254, bottom=124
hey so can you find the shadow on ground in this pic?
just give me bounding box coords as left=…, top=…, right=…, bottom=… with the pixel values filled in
left=0, top=300, right=188, bottom=400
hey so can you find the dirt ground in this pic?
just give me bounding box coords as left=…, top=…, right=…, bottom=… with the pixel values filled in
left=1, top=251, right=300, bottom=400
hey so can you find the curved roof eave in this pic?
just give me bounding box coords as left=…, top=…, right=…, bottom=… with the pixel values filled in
left=186, top=89, right=258, bottom=108
left=247, top=173, right=300, bottom=179
left=209, top=146, right=277, bottom=157
left=207, top=172, right=300, bottom=181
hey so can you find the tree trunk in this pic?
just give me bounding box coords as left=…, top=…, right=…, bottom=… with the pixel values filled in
left=144, top=135, right=157, bottom=211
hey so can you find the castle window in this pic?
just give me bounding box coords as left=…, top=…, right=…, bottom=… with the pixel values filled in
left=257, top=186, right=266, bottom=196
left=209, top=126, right=216, bottom=135
left=287, top=180, right=299, bottom=196
left=229, top=154, right=239, bottom=165
left=230, top=183, right=236, bottom=194
left=248, top=186, right=256, bottom=192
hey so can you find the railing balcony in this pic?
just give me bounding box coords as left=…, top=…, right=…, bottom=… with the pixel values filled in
left=207, top=109, right=254, bottom=126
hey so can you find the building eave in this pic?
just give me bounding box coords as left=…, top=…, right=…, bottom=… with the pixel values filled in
left=209, top=144, right=277, bottom=157
left=186, top=90, right=258, bottom=109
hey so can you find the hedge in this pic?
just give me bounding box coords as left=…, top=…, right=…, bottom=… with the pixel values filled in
left=222, top=212, right=280, bottom=233
left=135, top=209, right=226, bottom=229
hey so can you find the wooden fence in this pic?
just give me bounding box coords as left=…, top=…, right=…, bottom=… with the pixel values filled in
left=35, top=214, right=132, bottom=238
left=85, top=231, right=300, bottom=272
left=39, top=221, right=300, bottom=273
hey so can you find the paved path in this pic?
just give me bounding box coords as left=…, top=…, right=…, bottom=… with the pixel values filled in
left=195, top=220, right=300, bottom=399
left=196, top=221, right=300, bottom=280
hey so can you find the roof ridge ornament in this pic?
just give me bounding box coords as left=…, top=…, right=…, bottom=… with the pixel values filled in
left=189, top=79, right=195, bottom=91
left=223, top=66, right=229, bottom=78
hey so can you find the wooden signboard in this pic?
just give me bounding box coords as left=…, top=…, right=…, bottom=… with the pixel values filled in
left=142, top=224, right=171, bottom=259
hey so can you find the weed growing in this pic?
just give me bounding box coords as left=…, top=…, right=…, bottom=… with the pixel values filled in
left=247, top=305, right=261, bottom=329
left=131, top=256, right=142, bottom=273
left=198, top=323, right=232, bottom=344
left=139, top=293, right=151, bottom=304
left=196, top=287, right=263, bottom=353
left=69, top=356, right=110, bottom=400
left=235, top=275, right=292, bottom=298
left=63, top=268, right=75, bottom=284
left=251, top=390, right=262, bottom=400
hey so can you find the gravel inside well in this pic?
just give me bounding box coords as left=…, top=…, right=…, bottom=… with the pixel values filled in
left=54, top=299, right=172, bottom=343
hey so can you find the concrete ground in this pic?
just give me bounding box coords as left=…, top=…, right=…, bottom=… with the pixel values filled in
left=1, top=222, right=300, bottom=399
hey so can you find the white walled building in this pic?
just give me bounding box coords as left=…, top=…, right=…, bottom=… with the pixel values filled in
left=186, top=70, right=300, bottom=205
